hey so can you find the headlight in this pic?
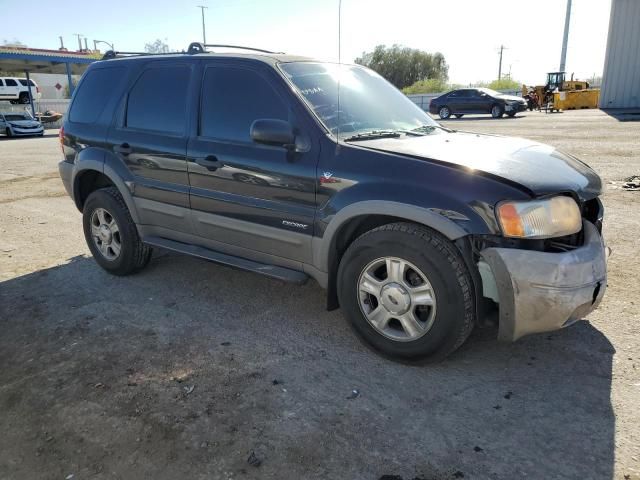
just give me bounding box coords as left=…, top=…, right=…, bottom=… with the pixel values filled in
left=497, top=196, right=582, bottom=239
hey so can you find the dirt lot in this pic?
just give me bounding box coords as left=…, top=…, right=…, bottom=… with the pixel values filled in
left=0, top=110, right=638, bottom=480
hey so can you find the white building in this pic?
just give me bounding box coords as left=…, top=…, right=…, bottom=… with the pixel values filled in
left=600, top=0, right=640, bottom=109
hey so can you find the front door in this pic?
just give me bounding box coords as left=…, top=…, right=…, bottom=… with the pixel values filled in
left=187, top=62, right=318, bottom=264
left=107, top=62, right=195, bottom=233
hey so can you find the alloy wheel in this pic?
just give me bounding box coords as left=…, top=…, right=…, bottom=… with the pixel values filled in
left=90, top=207, right=121, bottom=260
left=357, top=257, right=437, bottom=342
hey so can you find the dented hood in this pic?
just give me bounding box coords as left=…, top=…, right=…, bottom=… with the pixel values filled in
left=354, top=131, right=602, bottom=200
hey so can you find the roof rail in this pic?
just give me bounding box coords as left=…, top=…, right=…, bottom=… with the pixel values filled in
left=101, top=50, right=177, bottom=60
left=187, top=42, right=284, bottom=55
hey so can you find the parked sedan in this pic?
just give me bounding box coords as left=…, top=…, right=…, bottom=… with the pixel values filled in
left=429, top=88, right=527, bottom=119
left=0, top=112, right=44, bottom=137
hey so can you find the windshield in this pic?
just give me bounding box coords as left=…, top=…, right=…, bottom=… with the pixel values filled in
left=3, top=114, right=29, bottom=121
left=478, top=88, right=504, bottom=97
left=279, top=62, right=438, bottom=138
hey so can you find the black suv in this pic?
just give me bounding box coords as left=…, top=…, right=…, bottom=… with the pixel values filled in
left=429, top=88, right=527, bottom=119
left=59, top=43, right=607, bottom=361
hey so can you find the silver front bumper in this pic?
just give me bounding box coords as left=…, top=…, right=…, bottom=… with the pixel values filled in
left=480, top=221, right=608, bottom=342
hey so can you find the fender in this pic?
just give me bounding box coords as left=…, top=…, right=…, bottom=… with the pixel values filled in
left=312, top=200, right=470, bottom=273
left=71, top=148, right=141, bottom=224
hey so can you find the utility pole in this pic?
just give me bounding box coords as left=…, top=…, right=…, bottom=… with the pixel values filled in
left=559, top=0, right=572, bottom=72
left=197, top=5, right=208, bottom=44
left=73, top=33, right=83, bottom=52
left=497, top=45, right=507, bottom=80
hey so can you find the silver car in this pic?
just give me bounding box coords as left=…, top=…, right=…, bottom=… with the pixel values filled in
left=0, top=112, right=44, bottom=137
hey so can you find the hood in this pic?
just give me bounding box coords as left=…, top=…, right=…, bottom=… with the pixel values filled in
left=354, top=131, right=602, bottom=200
left=10, top=119, right=41, bottom=127
left=499, top=94, right=525, bottom=102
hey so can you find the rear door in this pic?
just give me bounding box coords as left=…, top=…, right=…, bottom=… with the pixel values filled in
left=0, top=79, right=8, bottom=101
left=4, top=78, right=19, bottom=100
left=186, top=60, right=318, bottom=264
left=106, top=61, right=195, bottom=233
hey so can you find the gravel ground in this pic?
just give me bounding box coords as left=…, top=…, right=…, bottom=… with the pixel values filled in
left=0, top=110, right=638, bottom=480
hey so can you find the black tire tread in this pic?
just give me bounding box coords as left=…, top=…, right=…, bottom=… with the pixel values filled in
left=346, top=222, right=475, bottom=359
left=84, top=187, right=152, bottom=275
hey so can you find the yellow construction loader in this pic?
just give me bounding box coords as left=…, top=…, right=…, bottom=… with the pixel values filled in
left=522, top=72, right=599, bottom=112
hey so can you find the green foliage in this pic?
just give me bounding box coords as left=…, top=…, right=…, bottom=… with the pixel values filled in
left=475, top=78, right=522, bottom=90
left=402, top=79, right=461, bottom=94
left=355, top=44, right=448, bottom=90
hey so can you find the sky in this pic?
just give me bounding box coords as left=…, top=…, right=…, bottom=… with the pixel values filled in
left=0, top=0, right=612, bottom=85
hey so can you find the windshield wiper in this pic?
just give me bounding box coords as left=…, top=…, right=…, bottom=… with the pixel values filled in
left=343, top=130, right=402, bottom=142
left=410, top=124, right=452, bottom=134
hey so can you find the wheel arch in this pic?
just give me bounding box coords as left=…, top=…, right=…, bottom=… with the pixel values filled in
left=316, top=201, right=470, bottom=310
left=72, top=158, right=140, bottom=224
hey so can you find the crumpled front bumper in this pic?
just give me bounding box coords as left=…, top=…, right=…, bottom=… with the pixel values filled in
left=480, top=221, right=608, bottom=342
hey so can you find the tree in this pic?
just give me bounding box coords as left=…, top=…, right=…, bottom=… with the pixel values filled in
left=403, top=79, right=450, bottom=94
left=144, top=39, right=170, bottom=54
left=485, top=78, right=521, bottom=90
left=354, top=45, right=448, bottom=90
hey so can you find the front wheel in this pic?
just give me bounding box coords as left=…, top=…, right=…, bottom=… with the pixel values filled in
left=454, top=114, right=464, bottom=118
left=337, top=223, right=475, bottom=362
left=491, top=104, right=504, bottom=118
left=83, top=187, right=152, bottom=275
left=438, top=106, right=451, bottom=119
left=507, top=111, right=516, bottom=117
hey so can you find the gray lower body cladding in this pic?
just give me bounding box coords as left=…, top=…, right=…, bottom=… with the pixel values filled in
left=480, top=221, right=608, bottom=341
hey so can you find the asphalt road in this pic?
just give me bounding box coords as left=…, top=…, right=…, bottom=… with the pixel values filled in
left=0, top=110, right=638, bottom=480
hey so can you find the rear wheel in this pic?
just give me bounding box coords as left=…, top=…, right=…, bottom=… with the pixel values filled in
left=83, top=187, right=152, bottom=275
left=18, top=93, right=30, bottom=104
left=491, top=104, right=504, bottom=118
left=338, top=223, right=475, bottom=362
left=438, top=106, right=451, bottom=119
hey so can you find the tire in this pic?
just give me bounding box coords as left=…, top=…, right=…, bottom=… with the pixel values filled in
left=5, top=128, right=12, bottom=138
left=507, top=111, right=516, bottom=118
left=9, top=100, right=17, bottom=105
left=83, top=187, right=152, bottom=275
left=454, top=114, right=464, bottom=118
left=19, top=93, right=30, bottom=104
left=337, top=222, right=475, bottom=362
left=491, top=104, right=504, bottom=118
left=438, top=106, right=451, bottom=119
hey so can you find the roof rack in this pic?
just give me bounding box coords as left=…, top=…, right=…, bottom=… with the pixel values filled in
left=101, top=50, right=161, bottom=60
left=187, top=42, right=284, bottom=55
left=101, top=43, right=284, bottom=61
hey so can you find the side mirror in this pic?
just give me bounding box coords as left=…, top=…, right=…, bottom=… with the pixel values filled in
left=250, top=119, right=295, bottom=147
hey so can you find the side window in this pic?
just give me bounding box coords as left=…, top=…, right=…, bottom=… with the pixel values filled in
left=448, top=91, right=459, bottom=98
left=200, top=67, right=287, bottom=142
left=69, top=67, right=125, bottom=124
left=126, top=65, right=190, bottom=135
left=0, top=79, right=4, bottom=86
left=19, top=79, right=27, bottom=86
left=5, top=79, right=17, bottom=87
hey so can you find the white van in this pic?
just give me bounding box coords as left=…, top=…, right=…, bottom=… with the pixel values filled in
left=0, top=77, right=42, bottom=104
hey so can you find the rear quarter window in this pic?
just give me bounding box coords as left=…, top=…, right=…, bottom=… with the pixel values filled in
left=69, top=67, right=126, bottom=124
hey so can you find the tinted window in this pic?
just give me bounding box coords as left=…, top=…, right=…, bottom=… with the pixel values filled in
left=200, top=67, right=287, bottom=142
left=0, top=79, right=4, bottom=86
left=126, top=65, right=190, bottom=135
left=5, top=79, right=17, bottom=86
left=69, top=67, right=125, bottom=124
left=18, top=79, right=36, bottom=86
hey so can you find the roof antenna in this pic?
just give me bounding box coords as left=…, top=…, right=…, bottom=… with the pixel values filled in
left=335, top=0, right=342, bottom=153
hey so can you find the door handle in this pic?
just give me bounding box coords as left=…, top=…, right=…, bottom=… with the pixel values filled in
left=114, top=143, right=132, bottom=155
left=195, top=155, right=221, bottom=171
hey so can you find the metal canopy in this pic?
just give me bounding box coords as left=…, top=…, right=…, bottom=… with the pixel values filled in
left=0, top=48, right=97, bottom=74
left=0, top=47, right=98, bottom=117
